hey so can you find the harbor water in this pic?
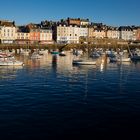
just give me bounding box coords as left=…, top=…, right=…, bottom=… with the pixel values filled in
left=0, top=52, right=140, bottom=139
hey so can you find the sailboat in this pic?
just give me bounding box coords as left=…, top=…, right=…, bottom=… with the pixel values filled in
left=72, top=49, right=96, bottom=65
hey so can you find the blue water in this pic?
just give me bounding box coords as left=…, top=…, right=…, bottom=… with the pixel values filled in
left=0, top=53, right=140, bottom=139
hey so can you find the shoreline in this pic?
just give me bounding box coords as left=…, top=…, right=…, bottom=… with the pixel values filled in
left=0, top=44, right=140, bottom=51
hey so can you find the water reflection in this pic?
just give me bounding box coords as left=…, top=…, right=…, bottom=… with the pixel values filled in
left=52, top=55, right=58, bottom=71
left=0, top=66, right=23, bottom=80
left=0, top=52, right=140, bottom=139
left=99, top=56, right=108, bottom=72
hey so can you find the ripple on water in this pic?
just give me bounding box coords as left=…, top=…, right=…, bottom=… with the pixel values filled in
left=0, top=54, right=140, bottom=138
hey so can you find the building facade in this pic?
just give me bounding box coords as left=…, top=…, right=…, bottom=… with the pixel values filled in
left=40, top=29, right=53, bottom=44
left=136, top=29, right=140, bottom=40
left=119, top=26, right=133, bottom=40
left=0, top=20, right=16, bottom=44
left=56, top=25, right=80, bottom=44
left=80, top=19, right=90, bottom=26
left=15, top=32, right=30, bottom=44
left=80, top=27, right=88, bottom=37
left=107, top=28, right=120, bottom=39
left=29, top=29, right=40, bottom=44
left=67, top=18, right=81, bottom=26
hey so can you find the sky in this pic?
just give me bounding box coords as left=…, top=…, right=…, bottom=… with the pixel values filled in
left=0, top=0, right=139, bottom=26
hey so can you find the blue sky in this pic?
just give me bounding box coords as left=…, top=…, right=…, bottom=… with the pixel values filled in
left=0, top=0, right=139, bottom=26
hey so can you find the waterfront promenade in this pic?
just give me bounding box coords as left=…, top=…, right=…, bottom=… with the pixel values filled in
left=0, top=39, right=140, bottom=51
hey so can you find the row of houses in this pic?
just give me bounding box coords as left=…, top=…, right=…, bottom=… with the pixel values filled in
left=0, top=20, right=53, bottom=45
left=0, top=18, right=140, bottom=45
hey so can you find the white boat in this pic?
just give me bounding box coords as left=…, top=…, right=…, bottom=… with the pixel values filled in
left=73, top=59, right=96, bottom=65
left=39, top=49, right=48, bottom=55
left=131, top=50, right=140, bottom=61
left=0, top=53, right=15, bottom=61
left=117, top=57, right=131, bottom=62
left=109, top=56, right=131, bottom=62
left=59, top=51, right=66, bottom=56
left=109, top=51, right=131, bottom=62
left=20, top=49, right=30, bottom=56
left=0, top=60, right=24, bottom=66
left=31, top=52, right=42, bottom=59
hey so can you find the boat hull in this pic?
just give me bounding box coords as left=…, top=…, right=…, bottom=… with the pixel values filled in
left=73, top=60, right=96, bottom=65
left=131, top=56, right=140, bottom=61
left=117, top=58, right=131, bottom=62
left=0, top=61, right=24, bottom=66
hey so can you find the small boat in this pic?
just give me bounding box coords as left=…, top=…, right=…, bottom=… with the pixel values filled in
left=0, top=60, right=24, bottom=66
left=39, top=49, right=48, bottom=55
left=73, top=49, right=83, bottom=56
left=0, top=52, right=24, bottom=66
left=0, top=53, right=15, bottom=61
left=31, top=52, right=42, bottom=59
left=59, top=51, right=66, bottom=56
left=131, top=55, right=140, bottom=61
left=51, top=51, right=59, bottom=55
left=51, top=49, right=59, bottom=55
left=130, top=50, right=140, bottom=61
left=109, top=51, right=131, bottom=62
left=73, top=59, right=96, bottom=65
left=117, top=57, right=131, bottom=62
left=109, top=56, right=131, bottom=62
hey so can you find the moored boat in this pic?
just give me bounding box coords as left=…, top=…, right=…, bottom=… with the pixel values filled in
left=59, top=51, right=66, bottom=56
left=31, top=52, right=42, bottom=59
left=73, top=59, right=96, bottom=65
left=0, top=60, right=24, bottom=66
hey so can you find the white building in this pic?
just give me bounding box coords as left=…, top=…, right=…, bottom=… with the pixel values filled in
left=119, top=26, right=133, bottom=40
left=107, top=28, right=120, bottom=39
left=79, top=27, right=88, bottom=37
left=0, top=26, right=16, bottom=43
left=57, top=25, right=80, bottom=44
left=40, top=29, right=53, bottom=44
left=80, top=19, right=90, bottom=26
left=0, top=21, right=16, bottom=44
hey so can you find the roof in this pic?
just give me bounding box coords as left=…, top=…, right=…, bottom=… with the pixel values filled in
left=0, top=20, right=15, bottom=27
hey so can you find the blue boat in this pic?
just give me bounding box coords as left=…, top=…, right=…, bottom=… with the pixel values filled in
left=51, top=51, right=59, bottom=55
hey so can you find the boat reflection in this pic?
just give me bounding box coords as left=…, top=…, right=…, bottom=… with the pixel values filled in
left=99, top=55, right=108, bottom=72
left=0, top=66, right=23, bottom=80
left=52, top=55, right=58, bottom=71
